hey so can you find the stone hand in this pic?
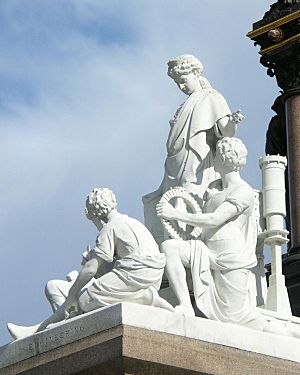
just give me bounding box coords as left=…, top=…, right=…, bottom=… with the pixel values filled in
left=81, top=245, right=92, bottom=266
left=230, top=109, right=244, bottom=124
left=64, top=294, right=78, bottom=319
left=156, top=202, right=179, bottom=221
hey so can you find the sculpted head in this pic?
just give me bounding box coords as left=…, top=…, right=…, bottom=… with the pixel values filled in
left=167, top=54, right=211, bottom=94
left=86, top=188, right=117, bottom=221
left=216, top=137, right=247, bottom=172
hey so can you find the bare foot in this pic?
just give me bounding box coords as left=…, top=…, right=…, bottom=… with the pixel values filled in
left=7, top=323, right=41, bottom=340
left=151, top=287, right=175, bottom=312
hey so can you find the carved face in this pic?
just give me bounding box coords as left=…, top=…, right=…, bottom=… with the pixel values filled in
left=175, top=73, right=201, bottom=95
left=215, top=142, right=245, bottom=173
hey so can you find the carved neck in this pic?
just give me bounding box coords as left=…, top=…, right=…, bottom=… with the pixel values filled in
left=221, top=170, right=241, bottom=188
left=106, top=209, right=120, bottom=222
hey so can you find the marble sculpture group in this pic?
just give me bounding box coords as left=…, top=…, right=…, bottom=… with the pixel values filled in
left=7, top=54, right=299, bottom=341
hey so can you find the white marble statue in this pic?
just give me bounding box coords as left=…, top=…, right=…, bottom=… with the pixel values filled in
left=45, top=270, right=79, bottom=312
left=156, top=137, right=260, bottom=324
left=8, top=188, right=173, bottom=340
left=143, top=54, right=244, bottom=243
left=44, top=249, right=114, bottom=312
left=155, top=137, right=300, bottom=337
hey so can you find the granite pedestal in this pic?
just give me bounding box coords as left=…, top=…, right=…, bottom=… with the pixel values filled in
left=1, top=303, right=300, bottom=375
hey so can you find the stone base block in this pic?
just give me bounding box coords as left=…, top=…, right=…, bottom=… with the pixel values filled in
left=283, top=255, right=300, bottom=316
left=1, top=303, right=300, bottom=375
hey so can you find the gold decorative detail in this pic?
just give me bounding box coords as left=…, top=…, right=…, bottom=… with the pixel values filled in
left=247, top=10, right=300, bottom=39
left=260, top=32, right=300, bottom=54
left=268, top=28, right=285, bottom=42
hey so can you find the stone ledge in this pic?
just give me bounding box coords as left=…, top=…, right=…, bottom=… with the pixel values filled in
left=1, top=303, right=300, bottom=374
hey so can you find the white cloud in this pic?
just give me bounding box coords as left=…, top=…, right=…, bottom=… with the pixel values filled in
left=0, top=1, right=280, bottom=345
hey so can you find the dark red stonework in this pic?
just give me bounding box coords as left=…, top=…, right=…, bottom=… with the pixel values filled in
left=248, top=0, right=300, bottom=315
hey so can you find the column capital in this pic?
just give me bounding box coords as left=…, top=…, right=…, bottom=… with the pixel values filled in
left=247, top=1, right=300, bottom=95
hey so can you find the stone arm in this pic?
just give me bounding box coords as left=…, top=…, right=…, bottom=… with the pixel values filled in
left=64, top=257, right=103, bottom=315
left=217, top=110, right=244, bottom=137
left=157, top=201, right=237, bottom=229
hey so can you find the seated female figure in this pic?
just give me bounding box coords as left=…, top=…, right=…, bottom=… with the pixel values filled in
left=157, top=137, right=258, bottom=325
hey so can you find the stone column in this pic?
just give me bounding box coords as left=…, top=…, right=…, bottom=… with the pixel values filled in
left=260, top=155, right=291, bottom=315
left=247, top=1, right=300, bottom=254
left=285, top=95, right=300, bottom=253
left=248, top=1, right=300, bottom=315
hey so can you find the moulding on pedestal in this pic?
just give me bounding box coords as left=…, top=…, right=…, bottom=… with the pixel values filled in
left=1, top=303, right=300, bottom=375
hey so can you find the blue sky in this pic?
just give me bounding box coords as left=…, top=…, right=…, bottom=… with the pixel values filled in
left=0, top=1, right=280, bottom=346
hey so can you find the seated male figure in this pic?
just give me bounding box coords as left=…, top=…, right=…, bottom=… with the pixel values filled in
left=8, top=188, right=173, bottom=340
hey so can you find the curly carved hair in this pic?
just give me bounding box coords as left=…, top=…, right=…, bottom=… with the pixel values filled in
left=86, top=188, right=117, bottom=219
left=167, top=54, right=211, bottom=89
left=216, top=137, right=247, bottom=171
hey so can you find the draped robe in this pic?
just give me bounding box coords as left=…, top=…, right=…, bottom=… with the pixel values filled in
left=189, top=183, right=258, bottom=324
left=143, top=88, right=231, bottom=239
left=85, top=214, right=166, bottom=307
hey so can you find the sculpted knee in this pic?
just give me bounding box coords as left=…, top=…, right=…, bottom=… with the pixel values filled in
left=160, top=239, right=180, bottom=257
left=45, top=280, right=59, bottom=298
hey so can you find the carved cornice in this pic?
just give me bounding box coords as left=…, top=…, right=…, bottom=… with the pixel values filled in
left=260, top=47, right=300, bottom=95
left=247, top=10, right=300, bottom=39
left=255, top=1, right=300, bottom=28
left=260, top=32, right=300, bottom=54
left=247, top=1, right=300, bottom=95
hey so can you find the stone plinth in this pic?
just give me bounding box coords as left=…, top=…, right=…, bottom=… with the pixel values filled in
left=1, top=303, right=300, bottom=375
left=283, top=255, right=300, bottom=316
